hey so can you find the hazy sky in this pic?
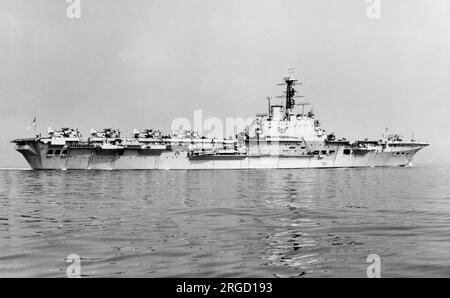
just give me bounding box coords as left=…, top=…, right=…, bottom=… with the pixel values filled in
left=1, top=0, right=449, bottom=167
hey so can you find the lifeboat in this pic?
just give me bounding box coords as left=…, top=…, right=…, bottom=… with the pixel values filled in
left=138, top=144, right=167, bottom=155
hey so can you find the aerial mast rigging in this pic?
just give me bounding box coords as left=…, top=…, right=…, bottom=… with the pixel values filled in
left=276, top=68, right=303, bottom=119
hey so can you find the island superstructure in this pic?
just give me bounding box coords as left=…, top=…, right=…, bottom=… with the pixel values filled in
left=12, top=71, right=429, bottom=170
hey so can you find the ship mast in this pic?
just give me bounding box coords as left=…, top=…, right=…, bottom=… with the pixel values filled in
left=276, top=68, right=303, bottom=119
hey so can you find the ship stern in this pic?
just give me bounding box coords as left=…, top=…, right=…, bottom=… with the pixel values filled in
left=11, top=138, right=43, bottom=170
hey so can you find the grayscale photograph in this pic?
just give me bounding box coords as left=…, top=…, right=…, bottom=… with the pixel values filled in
left=0, top=0, right=449, bottom=282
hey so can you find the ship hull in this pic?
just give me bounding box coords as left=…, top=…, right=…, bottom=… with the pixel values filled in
left=16, top=141, right=425, bottom=170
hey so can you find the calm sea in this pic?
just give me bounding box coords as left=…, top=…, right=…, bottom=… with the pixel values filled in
left=0, top=165, right=449, bottom=278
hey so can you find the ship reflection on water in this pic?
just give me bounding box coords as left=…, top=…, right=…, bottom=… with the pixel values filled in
left=259, top=171, right=328, bottom=277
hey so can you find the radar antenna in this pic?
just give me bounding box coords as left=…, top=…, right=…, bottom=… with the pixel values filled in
left=296, top=102, right=311, bottom=116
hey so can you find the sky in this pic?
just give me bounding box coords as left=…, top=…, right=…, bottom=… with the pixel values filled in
left=0, top=0, right=449, bottom=167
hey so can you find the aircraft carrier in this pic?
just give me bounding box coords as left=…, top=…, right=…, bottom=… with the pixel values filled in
left=12, top=71, right=429, bottom=170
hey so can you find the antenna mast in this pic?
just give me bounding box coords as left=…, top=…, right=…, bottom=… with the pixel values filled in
left=276, top=68, right=303, bottom=119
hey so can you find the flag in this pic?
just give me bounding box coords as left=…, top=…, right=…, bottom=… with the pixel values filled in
left=27, top=117, right=36, bottom=130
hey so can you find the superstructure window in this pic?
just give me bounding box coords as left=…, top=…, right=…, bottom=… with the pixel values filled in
left=329, top=150, right=336, bottom=154
left=321, top=150, right=327, bottom=155
left=46, top=149, right=54, bottom=156
left=61, top=150, right=68, bottom=156
left=55, top=149, right=61, bottom=156
left=343, top=149, right=351, bottom=155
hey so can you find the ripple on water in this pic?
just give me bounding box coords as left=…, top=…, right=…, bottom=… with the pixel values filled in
left=0, top=166, right=449, bottom=277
